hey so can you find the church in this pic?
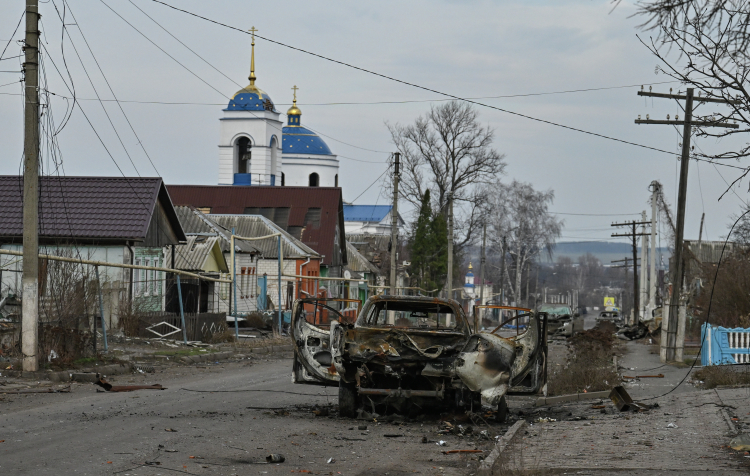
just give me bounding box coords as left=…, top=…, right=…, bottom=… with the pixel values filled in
left=217, top=30, right=338, bottom=188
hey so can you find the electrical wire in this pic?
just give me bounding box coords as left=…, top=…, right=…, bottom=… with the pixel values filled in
left=0, top=12, right=23, bottom=62
left=349, top=165, right=390, bottom=204
left=147, top=0, right=698, bottom=159
left=640, top=207, right=750, bottom=401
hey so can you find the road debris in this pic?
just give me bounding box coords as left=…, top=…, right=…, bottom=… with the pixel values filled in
left=609, top=385, right=650, bottom=412
left=442, top=450, right=483, bottom=454
left=327, top=457, right=335, bottom=464
left=94, top=376, right=166, bottom=392
left=623, top=374, right=665, bottom=379
left=436, top=440, right=447, bottom=446
left=730, top=433, right=750, bottom=451
left=165, top=428, right=177, bottom=432
left=266, top=454, right=285, bottom=463
left=667, top=422, right=679, bottom=429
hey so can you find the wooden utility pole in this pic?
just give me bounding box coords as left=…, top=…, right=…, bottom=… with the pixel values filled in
left=635, top=87, right=737, bottom=361
left=612, top=220, right=652, bottom=326
left=22, top=0, right=40, bottom=372
left=477, top=222, right=486, bottom=332
left=389, top=152, right=400, bottom=296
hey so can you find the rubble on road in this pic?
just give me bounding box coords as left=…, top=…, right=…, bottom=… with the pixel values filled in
left=94, top=376, right=166, bottom=392
left=609, top=385, right=651, bottom=412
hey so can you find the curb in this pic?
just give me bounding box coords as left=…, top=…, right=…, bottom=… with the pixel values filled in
left=477, top=420, right=527, bottom=476
left=534, top=390, right=610, bottom=407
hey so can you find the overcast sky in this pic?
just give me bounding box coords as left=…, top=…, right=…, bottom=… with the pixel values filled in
left=1, top=0, right=748, bottom=248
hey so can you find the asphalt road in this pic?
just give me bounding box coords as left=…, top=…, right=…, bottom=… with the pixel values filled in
left=0, top=357, right=500, bottom=476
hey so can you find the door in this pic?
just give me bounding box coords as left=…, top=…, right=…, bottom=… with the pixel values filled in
left=456, top=306, right=548, bottom=404
left=291, top=298, right=360, bottom=386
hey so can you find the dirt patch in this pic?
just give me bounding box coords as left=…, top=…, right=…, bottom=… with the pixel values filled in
left=547, top=324, right=619, bottom=395
left=692, top=365, right=750, bottom=389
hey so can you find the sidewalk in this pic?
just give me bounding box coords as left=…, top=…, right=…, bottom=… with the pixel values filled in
left=496, top=340, right=749, bottom=474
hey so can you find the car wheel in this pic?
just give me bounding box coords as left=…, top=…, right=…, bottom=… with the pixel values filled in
left=338, top=381, right=358, bottom=418
left=495, top=395, right=508, bottom=423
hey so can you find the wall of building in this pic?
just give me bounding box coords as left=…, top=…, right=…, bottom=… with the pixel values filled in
left=219, top=111, right=283, bottom=186
left=281, top=154, right=339, bottom=187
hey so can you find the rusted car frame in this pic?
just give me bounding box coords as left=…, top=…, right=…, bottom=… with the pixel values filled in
left=291, top=297, right=547, bottom=418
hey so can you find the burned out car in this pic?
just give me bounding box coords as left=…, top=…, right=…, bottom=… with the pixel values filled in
left=291, top=296, right=547, bottom=418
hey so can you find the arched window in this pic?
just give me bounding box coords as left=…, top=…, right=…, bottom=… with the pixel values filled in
left=270, top=136, right=278, bottom=176
left=281, top=172, right=285, bottom=186
left=309, top=173, right=319, bottom=187
left=335, top=174, right=338, bottom=187
left=236, top=137, right=251, bottom=173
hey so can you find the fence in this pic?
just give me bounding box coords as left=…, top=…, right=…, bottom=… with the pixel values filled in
left=138, top=311, right=227, bottom=343
left=701, top=323, right=750, bottom=365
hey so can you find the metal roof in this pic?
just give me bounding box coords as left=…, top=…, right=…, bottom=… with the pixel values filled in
left=173, top=206, right=318, bottom=260
left=345, top=241, right=381, bottom=275
left=164, top=235, right=228, bottom=272
left=167, top=185, right=346, bottom=266
left=208, top=214, right=320, bottom=259
left=0, top=176, right=185, bottom=244
left=343, top=205, right=393, bottom=222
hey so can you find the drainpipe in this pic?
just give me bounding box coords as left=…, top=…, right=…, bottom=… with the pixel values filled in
left=299, top=257, right=310, bottom=298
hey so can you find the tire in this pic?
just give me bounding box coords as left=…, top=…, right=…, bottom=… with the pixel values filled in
left=338, top=381, right=358, bottom=418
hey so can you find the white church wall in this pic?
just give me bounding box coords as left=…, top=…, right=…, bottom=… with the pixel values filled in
left=282, top=154, right=339, bottom=187
left=219, top=111, right=283, bottom=186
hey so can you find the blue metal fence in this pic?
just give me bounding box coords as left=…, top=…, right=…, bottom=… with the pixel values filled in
left=701, top=323, right=750, bottom=365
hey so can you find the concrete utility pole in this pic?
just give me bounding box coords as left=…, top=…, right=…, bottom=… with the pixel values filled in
left=612, top=220, right=651, bottom=326
left=636, top=87, right=738, bottom=362
left=499, top=236, right=506, bottom=305
left=22, top=0, right=40, bottom=372
left=640, top=211, right=648, bottom=320
left=389, top=152, right=400, bottom=296
left=477, top=222, right=486, bottom=332
left=648, top=181, right=659, bottom=316
left=446, top=191, right=454, bottom=300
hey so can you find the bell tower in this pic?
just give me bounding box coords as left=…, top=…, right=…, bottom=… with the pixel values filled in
left=218, top=27, right=283, bottom=186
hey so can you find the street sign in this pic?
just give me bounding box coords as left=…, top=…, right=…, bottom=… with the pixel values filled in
left=604, top=296, right=615, bottom=307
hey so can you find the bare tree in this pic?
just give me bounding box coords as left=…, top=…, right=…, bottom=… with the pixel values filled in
left=386, top=101, right=506, bottom=247
left=633, top=1, right=750, bottom=194
left=486, top=180, right=563, bottom=306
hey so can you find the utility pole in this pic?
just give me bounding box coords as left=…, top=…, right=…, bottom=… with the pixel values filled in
left=611, top=257, right=632, bottom=317
left=446, top=191, right=454, bottom=301
left=636, top=87, right=737, bottom=362
left=499, top=236, right=506, bottom=305
left=389, top=152, right=400, bottom=296
left=22, top=0, right=40, bottom=372
left=478, top=222, right=486, bottom=332
left=639, top=211, right=648, bottom=320
left=648, top=181, right=659, bottom=315
left=612, top=220, right=652, bottom=326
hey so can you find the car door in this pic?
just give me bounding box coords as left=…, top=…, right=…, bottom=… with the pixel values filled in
left=455, top=308, right=548, bottom=404
left=291, top=298, right=355, bottom=386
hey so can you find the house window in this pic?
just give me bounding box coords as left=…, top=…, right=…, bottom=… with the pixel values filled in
left=308, top=172, right=319, bottom=187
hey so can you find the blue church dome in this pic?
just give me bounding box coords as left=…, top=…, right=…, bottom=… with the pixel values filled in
left=282, top=99, right=333, bottom=156
left=226, top=85, right=276, bottom=112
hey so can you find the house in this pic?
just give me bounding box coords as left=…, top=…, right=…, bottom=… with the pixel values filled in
left=173, top=206, right=321, bottom=315
left=344, top=241, right=381, bottom=304
left=167, top=185, right=346, bottom=278
left=163, top=235, right=228, bottom=314
left=343, top=204, right=405, bottom=235
left=0, top=176, right=186, bottom=329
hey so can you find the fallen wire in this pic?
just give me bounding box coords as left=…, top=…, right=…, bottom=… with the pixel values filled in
left=179, top=388, right=333, bottom=396
left=694, top=402, right=737, bottom=409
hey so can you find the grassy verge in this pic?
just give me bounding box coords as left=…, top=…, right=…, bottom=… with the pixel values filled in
left=692, top=365, right=750, bottom=389
left=547, top=322, right=620, bottom=395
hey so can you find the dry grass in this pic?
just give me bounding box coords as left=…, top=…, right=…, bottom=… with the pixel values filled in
left=547, top=324, right=620, bottom=395
left=692, top=365, right=750, bottom=389
left=231, top=336, right=290, bottom=349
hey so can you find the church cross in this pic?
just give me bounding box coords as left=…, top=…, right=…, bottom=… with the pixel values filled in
left=292, top=85, right=299, bottom=103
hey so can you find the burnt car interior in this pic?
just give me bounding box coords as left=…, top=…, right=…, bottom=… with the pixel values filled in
left=292, top=297, right=548, bottom=419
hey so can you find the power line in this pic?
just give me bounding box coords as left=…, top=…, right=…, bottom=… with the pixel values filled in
left=550, top=211, right=641, bottom=216
left=148, top=0, right=691, bottom=159
left=349, top=165, right=390, bottom=204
